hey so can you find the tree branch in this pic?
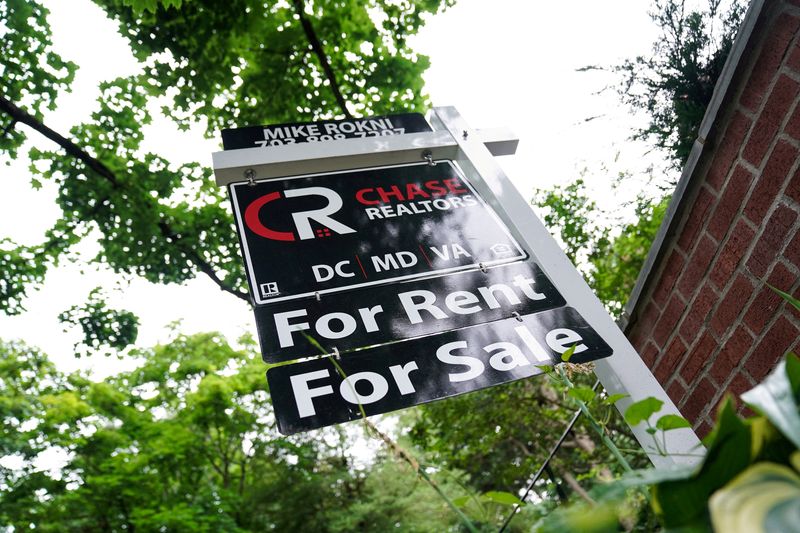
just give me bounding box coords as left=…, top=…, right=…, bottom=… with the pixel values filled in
left=0, top=94, right=250, bottom=304
left=292, top=0, right=353, bottom=118
left=559, top=469, right=596, bottom=505
left=0, top=95, right=120, bottom=184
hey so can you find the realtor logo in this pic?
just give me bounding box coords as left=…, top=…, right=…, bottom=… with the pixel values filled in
left=244, top=187, right=356, bottom=242
left=261, top=282, right=279, bottom=297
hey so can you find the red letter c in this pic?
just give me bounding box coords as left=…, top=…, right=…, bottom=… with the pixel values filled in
left=244, top=192, right=296, bottom=241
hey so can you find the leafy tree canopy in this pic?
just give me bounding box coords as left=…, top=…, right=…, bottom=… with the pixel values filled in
left=613, top=0, right=745, bottom=168
left=0, top=0, right=452, bottom=318
left=533, top=178, right=669, bottom=317
left=0, top=334, right=470, bottom=531
left=532, top=0, right=746, bottom=318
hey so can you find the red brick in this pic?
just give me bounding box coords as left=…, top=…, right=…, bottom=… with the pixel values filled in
left=707, top=111, right=753, bottom=190
left=740, top=13, right=800, bottom=111
left=740, top=404, right=758, bottom=419
left=677, top=234, right=718, bottom=298
left=786, top=231, right=800, bottom=268
left=710, top=326, right=754, bottom=383
left=640, top=341, right=659, bottom=368
left=682, top=377, right=718, bottom=423
left=744, top=141, right=799, bottom=223
left=653, top=294, right=686, bottom=348
left=680, top=331, right=718, bottom=385
left=788, top=166, right=800, bottom=204
left=793, top=288, right=800, bottom=322
left=667, top=379, right=687, bottom=407
left=745, top=317, right=799, bottom=381
left=789, top=44, right=800, bottom=73
left=711, top=274, right=755, bottom=336
left=633, top=301, right=661, bottom=346
left=785, top=101, right=800, bottom=140
left=696, top=419, right=713, bottom=439
left=708, top=165, right=754, bottom=241
left=744, top=262, right=797, bottom=334
left=746, top=204, right=798, bottom=277
left=677, top=187, right=716, bottom=252
left=680, top=282, right=719, bottom=345
left=652, top=250, right=685, bottom=308
left=710, top=221, right=756, bottom=290
left=743, top=75, right=800, bottom=166
left=654, top=336, right=688, bottom=382
left=728, top=371, right=756, bottom=398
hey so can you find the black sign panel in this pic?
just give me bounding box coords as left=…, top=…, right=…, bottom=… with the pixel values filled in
left=229, top=161, right=526, bottom=305
left=267, top=306, right=613, bottom=435
left=255, top=261, right=564, bottom=363
left=221, top=113, right=432, bottom=150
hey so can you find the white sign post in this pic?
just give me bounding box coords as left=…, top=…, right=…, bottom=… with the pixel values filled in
left=212, top=107, right=703, bottom=468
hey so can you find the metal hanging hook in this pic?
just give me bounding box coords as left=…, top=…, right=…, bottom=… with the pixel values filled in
left=332, top=347, right=341, bottom=360
left=479, top=262, right=488, bottom=273
left=244, top=168, right=257, bottom=186
left=512, top=311, right=523, bottom=322
left=422, top=150, right=436, bottom=166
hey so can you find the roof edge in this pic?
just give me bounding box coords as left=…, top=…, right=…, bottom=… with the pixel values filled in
left=619, top=0, right=767, bottom=332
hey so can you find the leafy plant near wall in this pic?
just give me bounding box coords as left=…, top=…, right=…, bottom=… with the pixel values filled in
left=534, top=289, right=800, bottom=532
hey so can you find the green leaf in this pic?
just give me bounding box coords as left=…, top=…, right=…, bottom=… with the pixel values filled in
left=786, top=353, right=800, bottom=401
left=451, top=496, right=470, bottom=508
left=709, top=463, right=800, bottom=533
left=568, top=386, right=596, bottom=404
left=602, top=393, right=629, bottom=405
left=767, top=283, right=800, bottom=313
left=536, top=364, right=554, bottom=374
left=480, top=491, right=523, bottom=506
left=742, top=356, right=800, bottom=449
left=561, top=344, right=577, bottom=362
left=624, top=397, right=664, bottom=426
left=656, top=414, right=692, bottom=431
left=791, top=451, right=800, bottom=473
left=653, top=399, right=752, bottom=528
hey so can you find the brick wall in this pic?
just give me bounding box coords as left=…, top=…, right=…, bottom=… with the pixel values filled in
left=627, top=1, right=800, bottom=437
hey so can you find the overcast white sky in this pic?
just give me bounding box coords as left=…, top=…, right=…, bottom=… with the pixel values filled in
left=0, top=0, right=665, bottom=377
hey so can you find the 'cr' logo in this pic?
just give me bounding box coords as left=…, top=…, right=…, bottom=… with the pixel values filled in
left=244, top=187, right=357, bottom=241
